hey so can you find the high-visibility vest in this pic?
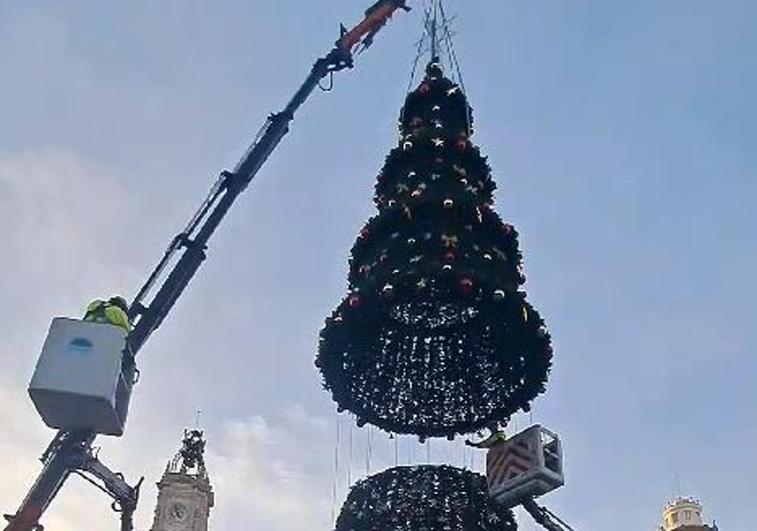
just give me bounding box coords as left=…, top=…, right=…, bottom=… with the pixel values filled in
left=84, top=300, right=132, bottom=332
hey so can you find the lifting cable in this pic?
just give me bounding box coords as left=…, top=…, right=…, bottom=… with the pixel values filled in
left=331, top=414, right=341, bottom=523
left=347, top=423, right=353, bottom=487
left=365, top=425, right=374, bottom=476
left=437, top=1, right=466, bottom=94
left=405, top=0, right=435, bottom=97
left=401, top=0, right=470, bottom=134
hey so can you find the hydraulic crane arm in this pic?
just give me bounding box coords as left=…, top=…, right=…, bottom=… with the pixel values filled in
left=4, top=3, right=412, bottom=530
left=522, top=498, right=576, bottom=531
left=339, top=0, right=411, bottom=53
left=128, top=0, right=411, bottom=355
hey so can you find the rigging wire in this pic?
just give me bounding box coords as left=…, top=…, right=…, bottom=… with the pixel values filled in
left=402, top=0, right=433, bottom=128
left=331, top=414, right=341, bottom=523
left=365, top=425, right=374, bottom=475
left=438, top=1, right=466, bottom=94
left=437, top=0, right=471, bottom=136
left=405, top=0, right=436, bottom=95
left=402, top=0, right=469, bottom=131
left=347, top=423, right=353, bottom=486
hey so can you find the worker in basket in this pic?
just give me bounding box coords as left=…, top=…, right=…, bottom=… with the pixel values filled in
left=83, top=296, right=132, bottom=332
left=465, top=422, right=508, bottom=449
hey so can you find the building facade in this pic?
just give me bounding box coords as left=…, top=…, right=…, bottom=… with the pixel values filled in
left=659, top=496, right=718, bottom=531
left=151, top=430, right=214, bottom=531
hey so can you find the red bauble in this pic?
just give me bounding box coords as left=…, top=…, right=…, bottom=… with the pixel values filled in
left=348, top=295, right=362, bottom=308
left=458, top=278, right=475, bottom=296
left=502, top=223, right=514, bottom=235
left=456, top=139, right=468, bottom=151
left=359, top=228, right=371, bottom=239
left=419, top=83, right=431, bottom=94
left=443, top=251, right=456, bottom=263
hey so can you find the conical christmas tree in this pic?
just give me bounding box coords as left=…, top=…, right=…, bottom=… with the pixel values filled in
left=335, top=465, right=517, bottom=531
left=317, top=61, right=553, bottom=438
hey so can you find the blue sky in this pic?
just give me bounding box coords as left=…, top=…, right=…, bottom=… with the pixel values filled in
left=1, top=1, right=755, bottom=529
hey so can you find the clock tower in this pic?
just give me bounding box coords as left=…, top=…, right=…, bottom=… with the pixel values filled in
left=150, top=430, right=214, bottom=531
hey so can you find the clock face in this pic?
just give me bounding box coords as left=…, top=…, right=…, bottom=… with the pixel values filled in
left=167, top=501, right=190, bottom=525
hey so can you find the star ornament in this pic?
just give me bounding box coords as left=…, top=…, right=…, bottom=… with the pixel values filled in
left=432, top=138, right=445, bottom=148
left=446, top=86, right=461, bottom=96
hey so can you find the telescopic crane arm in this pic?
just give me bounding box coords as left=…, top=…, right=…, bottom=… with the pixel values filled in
left=4, top=3, right=412, bottom=530
left=127, top=0, right=411, bottom=356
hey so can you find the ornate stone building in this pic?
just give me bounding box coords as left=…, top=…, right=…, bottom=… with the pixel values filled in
left=659, top=496, right=718, bottom=531
left=150, top=430, right=214, bottom=531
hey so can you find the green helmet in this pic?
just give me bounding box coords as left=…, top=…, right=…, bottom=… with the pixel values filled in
left=109, top=296, right=130, bottom=313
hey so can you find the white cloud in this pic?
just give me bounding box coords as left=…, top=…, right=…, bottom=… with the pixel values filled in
left=0, top=146, right=340, bottom=531
left=0, top=147, right=138, bottom=529
left=207, top=406, right=333, bottom=531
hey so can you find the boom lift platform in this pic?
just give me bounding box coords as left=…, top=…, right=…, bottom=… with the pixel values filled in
left=485, top=425, right=574, bottom=531
left=3, top=2, right=412, bottom=529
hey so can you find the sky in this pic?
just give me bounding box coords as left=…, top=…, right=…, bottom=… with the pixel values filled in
left=1, top=1, right=756, bottom=529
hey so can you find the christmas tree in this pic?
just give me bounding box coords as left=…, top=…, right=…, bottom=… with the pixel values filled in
left=317, top=61, right=553, bottom=439
left=335, top=465, right=517, bottom=531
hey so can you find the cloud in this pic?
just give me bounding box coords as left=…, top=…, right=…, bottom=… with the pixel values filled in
left=0, top=144, right=340, bottom=531
left=0, top=147, right=138, bottom=529
left=206, top=405, right=333, bottom=531
left=0, top=146, right=137, bottom=346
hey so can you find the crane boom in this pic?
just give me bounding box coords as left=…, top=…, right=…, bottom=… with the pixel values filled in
left=4, top=3, right=412, bottom=530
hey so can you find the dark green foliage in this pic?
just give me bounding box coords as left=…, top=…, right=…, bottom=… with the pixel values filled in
left=318, top=62, right=552, bottom=438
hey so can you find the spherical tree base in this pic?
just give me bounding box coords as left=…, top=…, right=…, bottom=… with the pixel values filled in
left=335, top=465, right=517, bottom=531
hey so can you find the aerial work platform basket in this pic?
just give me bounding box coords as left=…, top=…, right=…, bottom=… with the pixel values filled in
left=28, top=318, right=135, bottom=436
left=486, top=425, right=564, bottom=508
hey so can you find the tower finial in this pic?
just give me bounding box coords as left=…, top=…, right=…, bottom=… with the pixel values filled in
left=180, top=429, right=206, bottom=471
left=168, top=428, right=207, bottom=475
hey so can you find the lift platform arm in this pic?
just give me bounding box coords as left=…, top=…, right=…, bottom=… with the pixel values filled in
left=522, top=498, right=576, bottom=531
left=4, top=2, right=413, bottom=530
left=127, top=0, right=412, bottom=356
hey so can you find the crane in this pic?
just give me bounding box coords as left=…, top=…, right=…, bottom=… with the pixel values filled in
left=3, top=2, right=412, bottom=529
